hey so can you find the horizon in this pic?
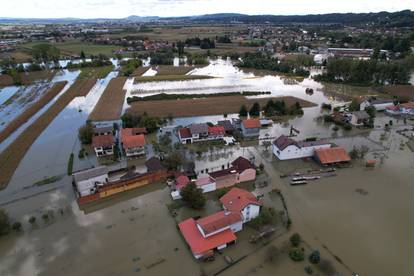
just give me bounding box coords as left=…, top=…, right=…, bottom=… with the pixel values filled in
left=1, top=0, right=413, bottom=20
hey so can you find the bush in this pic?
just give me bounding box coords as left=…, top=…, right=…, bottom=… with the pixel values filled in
left=180, top=182, right=206, bottom=209
left=289, top=247, right=305, bottom=262
left=248, top=207, right=278, bottom=230
left=216, top=187, right=230, bottom=199
left=12, top=222, right=22, bottom=232
left=290, top=233, right=301, bottom=247
left=28, top=216, right=36, bottom=224
left=0, top=209, right=11, bottom=235
left=309, top=250, right=321, bottom=264
left=78, top=123, right=94, bottom=144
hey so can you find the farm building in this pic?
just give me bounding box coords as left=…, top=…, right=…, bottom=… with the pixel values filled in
left=220, top=187, right=262, bottom=223
left=360, top=98, right=395, bottom=111
left=73, top=166, right=109, bottom=197
left=272, top=135, right=331, bottom=160
left=314, top=147, right=351, bottom=166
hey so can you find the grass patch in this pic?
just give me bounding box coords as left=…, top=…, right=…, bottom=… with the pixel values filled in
left=78, top=65, right=114, bottom=79
left=34, top=175, right=63, bottom=186
left=67, top=153, right=74, bottom=175
left=133, top=74, right=213, bottom=83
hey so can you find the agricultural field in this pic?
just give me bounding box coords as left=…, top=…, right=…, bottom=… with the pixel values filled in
left=0, top=70, right=56, bottom=87
left=127, top=95, right=315, bottom=118
left=153, top=65, right=205, bottom=75
left=0, top=78, right=97, bottom=188
left=77, top=65, right=114, bottom=79
left=0, top=81, right=67, bottom=144
left=89, top=77, right=127, bottom=122
left=22, top=40, right=122, bottom=57
left=133, top=74, right=213, bottom=83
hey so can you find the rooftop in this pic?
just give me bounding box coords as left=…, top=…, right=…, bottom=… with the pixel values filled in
left=242, top=119, right=261, bottom=129
left=92, top=134, right=114, bottom=148
left=208, top=125, right=225, bottom=136
left=189, top=123, right=209, bottom=135
left=179, top=127, right=192, bottom=139
left=314, top=147, right=351, bottom=165
left=196, top=210, right=242, bottom=235
left=176, top=174, right=190, bottom=190
left=121, top=129, right=146, bottom=149
left=231, top=156, right=255, bottom=173
left=179, top=218, right=237, bottom=256
left=73, top=166, right=108, bottom=182
left=220, top=187, right=261, bottom=213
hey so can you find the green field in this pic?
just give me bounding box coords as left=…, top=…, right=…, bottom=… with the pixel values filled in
left=22, top=40, right=122, bottom=57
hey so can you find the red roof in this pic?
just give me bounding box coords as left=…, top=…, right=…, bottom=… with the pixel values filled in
left=314, top=147, right=351, bottom=165
left=176, top=175, right=190, bottom=190
left=197, top=211, right=242, bottom=235
left=242, top=119, right=261, bottom=129
left=208, top=125, right=225, bottom=136
left=179, top=218, right=237, bottom=256
left=121, top=130, right=145, bottom=149
left=400, top=102, right=414, bottom=109
left=196, top=176, right=215, bottom=187
left=220, top=188, right=261, bottom=213
left=179, top=128, right=192, bottom=139
left=92, top=134, right=114, bottom=148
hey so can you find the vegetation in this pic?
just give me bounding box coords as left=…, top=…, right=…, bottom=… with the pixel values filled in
left=309, top=250, right=321, bottom=264
left=238, top=52, right=310, bottom=77
left=127, top=91, right=271, bottom=103
left=34, top=175, right=63, bottom=186
left=28, top=216, right=36, bottom=225
left=180, top=182, right=206, bottom=209
left=239, top=105, right=248, bottom=117
left=67, top=153, right=74, bottom=175
left=247, top=207, right=278, bottom=230
left=32, top=43, right=60, bottom=62
left=150, top=50, right=174, bottom=65
left=349, top=145, right=369, bottom=159
left=119, top=58, right=142, bottom=76
left=0, top=209, right=11, bottom=235
left=289, top=247, right=305, bottom=262
left=314, top=57, right=410, bottom=85
left=249, top=102, right=261, bottom=117
left=163, top=151, right=183, bottom=171
left=290, top=233, right=302, bottom=247
left=264, top=99, right=304, bottom=116
left=67, top=54, right=112, bottom=69
left=78, top=123, right=94, bottom=144
left=121, top=112, right=162, bottom=133
left=12, top=222, right=22, bottom=232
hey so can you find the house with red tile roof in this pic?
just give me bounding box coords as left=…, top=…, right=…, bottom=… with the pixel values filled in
left=92, top=134, right=115, bottom=157
left=314, top=147, right=351, bottom=166
left=178, top=123, right=225, bottom=144
left=178, top=187, right=261, bottom=259
left=241, top=119, right=261, bottom=138
left=220, top=188, right=262, bottom=223
left=121, top=128, right=146, bottom=157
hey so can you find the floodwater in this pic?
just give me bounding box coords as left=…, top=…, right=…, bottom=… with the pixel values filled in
left=0, top=86, right=20, bottom=106
left=1, top=59, right=414, bottom=276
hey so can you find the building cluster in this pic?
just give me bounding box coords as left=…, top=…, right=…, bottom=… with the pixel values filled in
left=92, top=126, right=147, bottom=158
left=171, top=156, right=256, bottom=199
left=179, top=187, right=261, bottom=259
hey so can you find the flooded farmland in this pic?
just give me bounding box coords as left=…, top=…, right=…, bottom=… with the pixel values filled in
left=0, top=59, right=414, bottom=276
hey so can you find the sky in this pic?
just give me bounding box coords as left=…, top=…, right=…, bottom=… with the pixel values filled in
left=1, top=0, right=413, bottom=19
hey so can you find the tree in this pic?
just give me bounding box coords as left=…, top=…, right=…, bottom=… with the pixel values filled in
left=309, top=250, right=321, bottom=264
left=365, top=106, right=376, bottom=118
left=0, top=209, right=11, bottom=235
left=80, top=51, right=86, bottom=60
left=290, top=233, right=301, bottom=247
left=289, top=248, right=304, bottom=262
left=78, top=123, right=94, bottom=144
left=348, top=99, right=360, bottom=112
left=249, top=102, right=260, bottom=117
left=262, top=141, right=272, bottom=151
left=239, top=105, right=248, bottom=117
left=12, top=222, right=22, bottom=232
left=32, top=43, right=60, bottom=62
left=28, top=216, right=36, bottom=224
left=163, top=151, right=183, bottom=171
left=180, top=182, right=206, bottom=209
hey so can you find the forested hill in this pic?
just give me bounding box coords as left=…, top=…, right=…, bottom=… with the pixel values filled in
left=170, top=10, right=414, bottom=27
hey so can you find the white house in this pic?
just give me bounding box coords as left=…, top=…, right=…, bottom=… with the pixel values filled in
left=72, top=166, right=109, bottom=197
left=220, top=188, right=262, bottom=223
left=196, top=176, right=216, bottom=193
left=272, top=135, right=331, bottom=160
left=360, top=98, right=395, bottom=111
left=350, top=111, right=370, bottom=126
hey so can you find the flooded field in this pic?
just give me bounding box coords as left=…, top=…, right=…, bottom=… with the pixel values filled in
left=0, top=59, right=414, bottom=276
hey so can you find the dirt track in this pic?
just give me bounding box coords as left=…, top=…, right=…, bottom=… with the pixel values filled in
left=88, top=77, right=127, bottom=122
left=0, top=81, right=67, bottom=144
left=127, top=95, right=316, bottom=118
left=0, top=78, right=97, bottom=189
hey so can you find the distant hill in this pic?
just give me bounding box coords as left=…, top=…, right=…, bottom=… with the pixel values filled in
left=0, top=10, right=413, bottom=27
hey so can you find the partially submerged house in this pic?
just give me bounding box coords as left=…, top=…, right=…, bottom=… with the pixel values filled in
left=350, top=111, right=370, bottom=126
left=386, top=102, right=414, bottom=116
left=209, top=156, right=256, bottom=189
left=314, top=147, right=351, bottom=166
left=92, top=134, right=115, bottom=157
left=272, top=135, right=331, bottom=160
left=360, top=98, right=395, bottom=111
left=178, top=123, right=225, bottom=144
left=73, top=166, right=109, bottom=197
left=217, top=120, right=234, bottom=134
left=145, top=157, right=166, bottom=173
left=178, top=188, right=260, bottom=259
left=121, top=128, right=146, bottom=157
left=93, top=126, right=113, bottom=136
left=241, top=119, right=261, bottom=138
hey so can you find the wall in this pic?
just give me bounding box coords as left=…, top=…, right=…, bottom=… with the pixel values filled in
left=76, top=174, right=108, bottom=196
left=238, top=168, right=256, bottom=183
left=241, top=204, right=261, bottom=223
left=200, top=182, right=216, bottom=193
left=215, top=174, right=238, bottom=189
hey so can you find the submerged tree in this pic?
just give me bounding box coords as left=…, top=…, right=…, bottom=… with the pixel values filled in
left=0, top=209, right=11, bottom=235
left=180, top=182, right=206, bottom=209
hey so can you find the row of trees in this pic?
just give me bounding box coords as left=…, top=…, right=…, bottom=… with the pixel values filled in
left=119, top=58, right=142, bottom=76
left=238, top=52, right=310, bottom=77
left=314, top=57, right=410, bottom=85
left=239, top=100, right=304, bottom=117
left=121, top=112, right=163, bottom=133
left=184, top=37, right=216, bottom=49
